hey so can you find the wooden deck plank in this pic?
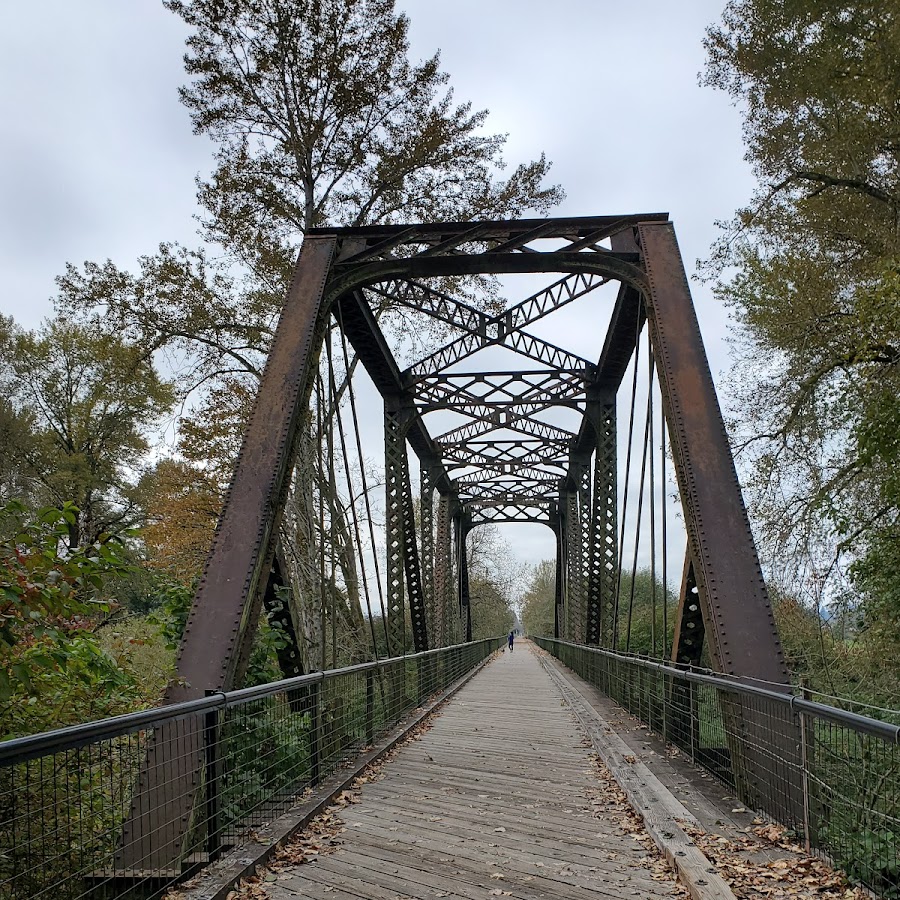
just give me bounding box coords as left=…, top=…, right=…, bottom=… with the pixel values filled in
left=272, top=644, right=682, bottom=899
left=346, top=826, right=674, bottom=894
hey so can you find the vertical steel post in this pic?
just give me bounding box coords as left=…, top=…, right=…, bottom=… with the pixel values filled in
left=203, top=693, right=221, bottom=862
left=434, top=493, right=453, bottom=647
left=554, top=504, right=565, bottom=639
left=800, top=678, right=812, bottom=852
left=575, top=453, right=592, bottom=643
left=384, top=399, right=429, bottom=652
left=309, top=679, right=322, bottom=785
left=366, top=668, right=375, bottom=745
left=587, top=397, right=617, bottom=646
left=456, top=514, right=472, bottom=642
left=384, top=403, right=408, bottom=656
left=564, top=486, right=581, bottom=640
left=420, top=464, right=436, bottom=640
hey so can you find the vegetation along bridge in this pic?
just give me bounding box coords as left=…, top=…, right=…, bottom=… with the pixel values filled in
left=2, top=216, right=898, bottom=899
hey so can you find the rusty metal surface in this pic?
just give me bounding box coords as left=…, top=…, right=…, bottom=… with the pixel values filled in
left=638, top=223, right=788, bottom=687
left=177, top=235, right=337, bottom=697
left=670, top=551, right=705, bottom=668
left=116, top=237, right=336, bottom=868
left=115, top=213, right=797, bottom=874
left=587, top=398, right=617, bottom=646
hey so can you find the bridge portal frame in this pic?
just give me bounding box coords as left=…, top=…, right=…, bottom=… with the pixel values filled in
left=117, top=214, right=790, bottom=869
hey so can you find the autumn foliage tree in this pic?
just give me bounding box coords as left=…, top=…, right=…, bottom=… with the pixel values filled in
left=53, top=0, right=564, bottom=668
left=0, top=315, right=173, bottom=548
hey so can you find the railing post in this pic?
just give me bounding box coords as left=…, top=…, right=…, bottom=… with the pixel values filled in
left=662, top=670, right=669, bottom=746
left=366, top=668, right=375, bottom=745
left=800, top=678, right=812, bottom=852
left=204, top=692, right=222, bottom=862
left=417, top=656, right=428, bottom=705
left=690, top=682, right=699, bottom=764
left=309, top=679, right=322, bottom=785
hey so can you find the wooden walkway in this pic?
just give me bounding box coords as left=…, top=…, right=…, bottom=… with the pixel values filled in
left=267, top=642, right=682, bottom=899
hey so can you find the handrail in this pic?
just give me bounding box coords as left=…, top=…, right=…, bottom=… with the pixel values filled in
left=0, top=637, right=501, bottom=765
left=536, top=637, right=900, bottom=744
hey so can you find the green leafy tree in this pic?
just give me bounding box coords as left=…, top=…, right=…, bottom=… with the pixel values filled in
left=615, top=570, right=676, bottom=657
left=0, top=501, right=138, bottom=735
left=702, top=1, right=900, bottom=642
left=0, top=316, right=174, bottom=547
left=521, top=559, right=555, bottom=637
left=469, top=576, right=515, bottom=641
left=170, top=0, right=562, bottom=242
left=53, top=0, right=563, bottom=670
left=59, top=0, right=564, bottom=395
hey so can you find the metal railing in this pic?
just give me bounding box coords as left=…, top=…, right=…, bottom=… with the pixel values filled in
left=0, top=638, right=501, bottom=900
left=534, top=637, right=900, bottom=899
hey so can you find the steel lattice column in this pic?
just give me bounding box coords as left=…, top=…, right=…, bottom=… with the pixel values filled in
left=564, top=488, right=580, bottom=639
left=552, top=507, right=564, bottom=639
left=384, top=401, right=429, bottom=653
left=384, top=406, right=406, bottom=654
left=434, top=492, right=453, bottom=647
left=587, top=400, right=617, bottom=646
left=420, top=464, right=436, bottom=641
left=564, top=460, right=589, bottom=641
left=455, top=513, right=472, bottom=642
left=576, top=454, right=592, bottom=643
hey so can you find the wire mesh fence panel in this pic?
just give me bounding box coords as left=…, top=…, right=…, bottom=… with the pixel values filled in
left=0, top=638, right=500, bottom=900
left=533, top=637, right=900, bottom=899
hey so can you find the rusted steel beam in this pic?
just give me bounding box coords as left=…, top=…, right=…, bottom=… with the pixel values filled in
left=312, top=213, right=669, bottom=247
left=420, top=466, right=436, bottom=644
left=336, top=289, right=453, bottom=494
left=586, top=397, right=617, bottom=646
left=117, top=236, right=336, bottom=868
left=638, top=222, right=788, bottom=687
left=670, top=550, right=705, bottom=667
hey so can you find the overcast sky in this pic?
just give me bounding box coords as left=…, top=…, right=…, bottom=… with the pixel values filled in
left=0, top=1, right=754, bottom=589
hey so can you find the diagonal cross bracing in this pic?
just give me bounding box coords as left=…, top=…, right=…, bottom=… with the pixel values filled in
left=454, top=466, right=560, bottom=485
left=404, top=272, right=606, bottom=382
left=437, top=414, right=576, bottom=446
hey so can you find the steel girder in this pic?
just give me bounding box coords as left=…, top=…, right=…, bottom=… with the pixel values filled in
left=384, top=401, right=429, bottom=653
left=439, top=438, right=569, bottom=471
left=438, top=412, right=575, bottom=446
left=455, top=513, right=472, bottom=642
left=123, top=213, right=792, bottom=872
left=368, top=274, right=604, bottom=381
left=117, top=236, right=337, bottom=868
left=420, top=464, right=436, bottom=644
left=434, top=492, right=454, bottom=647
left=416, top=370, right=588, bottom=408
left=635, top=223, right=788, bottom=685
left=587, top=400, right=618, bottom=646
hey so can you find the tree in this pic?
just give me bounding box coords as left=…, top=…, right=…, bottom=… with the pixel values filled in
left=0, top=501, right=137, bottom=733
left=0, top=316, right=174, bottom=547
left=169, top=0, right=562, bottom=243
left=469, top=576, right=514, bottom=642
left=702, top=1, right=900, bottom=639
left=59, top=0, right=563, bottom=392
left=56, top=0, right=562, bottom=669
left=137, top=375, right=256, bottom=584
left=139, top=458, right=222, bottom=584
left=614, top=570, right=676, bottom=657
left=521, top=559, right=555, bottom=637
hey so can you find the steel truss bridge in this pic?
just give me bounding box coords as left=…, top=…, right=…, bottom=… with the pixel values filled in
left=2, top=215, right=897, bottom=900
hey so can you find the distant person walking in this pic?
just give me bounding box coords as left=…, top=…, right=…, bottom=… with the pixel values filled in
left=508, top=630, right=515, bottom=652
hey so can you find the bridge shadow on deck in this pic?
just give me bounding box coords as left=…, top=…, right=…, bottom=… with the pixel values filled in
left=265, top=642, right=683, bottom=900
